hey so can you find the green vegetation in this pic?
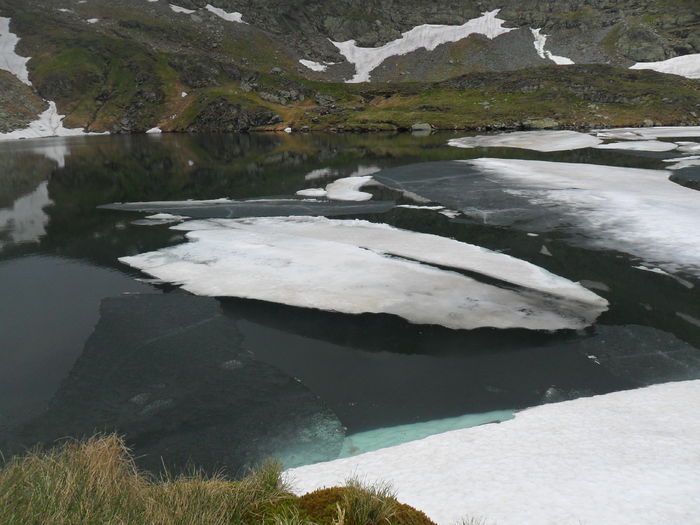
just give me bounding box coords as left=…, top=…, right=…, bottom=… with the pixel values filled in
left=0, top=435, right=436, bottom=525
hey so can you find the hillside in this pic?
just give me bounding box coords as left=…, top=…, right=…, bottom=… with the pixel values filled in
left=0, top=0, right=698, bottom=134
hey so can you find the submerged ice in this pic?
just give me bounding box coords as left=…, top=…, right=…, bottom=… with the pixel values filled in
left=119, top=216, right=607, bottom=331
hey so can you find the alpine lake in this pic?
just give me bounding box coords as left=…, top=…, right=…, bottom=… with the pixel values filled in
left=1, top=131, right=698, bottom=478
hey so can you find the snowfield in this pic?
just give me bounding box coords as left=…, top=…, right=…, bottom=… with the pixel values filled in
left=0, top=17, right=99, bottom=141
left=119, top=216, right=607, bottom=331
left=332, top=10, right=514, bottom=83
left=286, top=380, right=700, bottom=525
left=630, top=53, right=700, bottom=79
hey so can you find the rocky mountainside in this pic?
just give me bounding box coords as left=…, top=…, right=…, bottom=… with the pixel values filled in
left=0, top=0, right=698, bottom=134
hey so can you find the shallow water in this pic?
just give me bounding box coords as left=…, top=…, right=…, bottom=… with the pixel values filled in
left=0, top=131, right=698, bottom=476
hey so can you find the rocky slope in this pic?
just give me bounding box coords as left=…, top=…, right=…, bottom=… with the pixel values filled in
left=0, top=0, right=698, bottom=134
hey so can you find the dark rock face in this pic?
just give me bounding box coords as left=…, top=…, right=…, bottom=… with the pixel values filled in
left=184, top=97, right=282, bottom=132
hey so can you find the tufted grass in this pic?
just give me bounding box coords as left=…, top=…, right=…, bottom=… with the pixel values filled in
left=0, top=435, right=438, bottom=525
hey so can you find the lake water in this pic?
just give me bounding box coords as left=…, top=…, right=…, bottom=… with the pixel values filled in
left=1, top=131, right=698, bottom=477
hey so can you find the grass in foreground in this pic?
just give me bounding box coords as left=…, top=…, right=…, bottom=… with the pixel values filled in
left=0, top=435, right=436, bottom=525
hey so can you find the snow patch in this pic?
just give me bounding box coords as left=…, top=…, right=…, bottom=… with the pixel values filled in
left=299, top=59, right=328, bottom=72
left=0, top=17, right=31, bottom=85
left=204, top=4, right=245, bottom=23
left=449, top=130, right=601, bottom=152
left=630, top=53, right=700, bottom=79
left=530, top=28, right=574, bottom=65
left=146, top=127, right=162, bottom=134
left=0, top=102, right=92, bottom=141
left=286, top=380, right=700, bottom=525
left=86, top=18, right=99, bottom=24
left=466, top=158, right=700, bottom=275
left=169, top=4, right=195, bottom=14
left=119, top=216, right=607, bottom=331
left=332, top=10, right=514, bottom=83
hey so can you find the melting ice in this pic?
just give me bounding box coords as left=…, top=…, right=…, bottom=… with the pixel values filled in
left=119, top=216, right=607, bottom=331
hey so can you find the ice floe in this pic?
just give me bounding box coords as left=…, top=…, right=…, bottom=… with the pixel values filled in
left=530, top=28, right=574, bottom=65
left=676, top=141, right=700, bottom=154
left=630, top=52, right=700, bottom=79
left=466, top=158, right=700, bottom=275
left=102, top=197, right=395, bottom=217
left=296, top=175, right=375, bottom=201
left=286, top=380, right=700, bottom=525
left=119, top=216, right=607, bottom=331
left=594, top=140, right=678, bottom=152
left=595, top=126, right=700, bottom=140
left=332, top=10, right=514, bottom=83
left=664, top=155, right=700, bottom=170
left=204, top=4, right=245, bottom=23
left=448, top=130, right=602, bottom=152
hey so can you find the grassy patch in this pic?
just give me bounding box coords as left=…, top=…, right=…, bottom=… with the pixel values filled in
left=0, top=435, right=438, bottom=525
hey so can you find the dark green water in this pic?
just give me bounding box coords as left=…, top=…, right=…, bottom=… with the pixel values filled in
left=1, top=132, right=698, bottom=476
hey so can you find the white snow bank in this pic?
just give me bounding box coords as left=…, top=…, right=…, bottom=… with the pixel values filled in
left=466, top=158, right=700, bottom=275
left=595, top=126, right=700, bottom=140
left=0, top=102, right=90, bottom=141
left=286, top=380, right=700, bottom=525
left=664, top=155, right=700, bottom=170
left=0, top=17, right=104, bottom=142
left=332, top=10, right=514, bottom=83
left=146, top=126, right=162, bottom=134
left=296, top=175, right=376, bottom=201
left=0, top=182, right=52, bottom=249
left=630, top=53, right=700, bottom=79
left=86, top=18, right=99, bottom=24
left=120, top=216, right=607, bottom=331
left=0, top=17, right=30, bottom=85
left=530, top=28, right=574, bottom=65
left=594, top=140, right=678, bottom=152
left=449, top=130, right=601, bottom=152
left=169, top=4, right=195, bottom=14
left=299, top=59, right=328, bottom=72
left=205, top=4, right=245, bottom=23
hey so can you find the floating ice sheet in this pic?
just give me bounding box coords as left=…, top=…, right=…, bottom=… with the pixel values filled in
left=120, top=217, right=607, bottom=331
left=595, top=126, right=700, bottom=140
left=448, top=130, right=602, bottom=152
left=664, top=155, right=700, bottom=170
left=465, top=158, right=700, bottom=275
left=296, top=175, right=375, bottom=201
left=630, top=53, right=700, bottom=79
left=101, top=197, right=395, bottom=218
left=286, top=380, right=700, bottom=525
left=594, top=140, right=678, bottom=152
left=332, top=10, right=514, bottom=83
